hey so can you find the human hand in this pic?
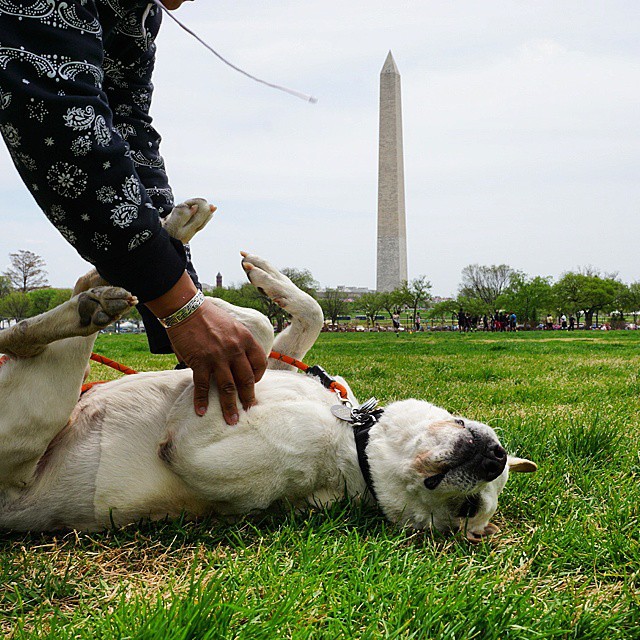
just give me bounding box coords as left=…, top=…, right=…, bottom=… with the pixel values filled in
left=166, top=299, right=267, bottom=424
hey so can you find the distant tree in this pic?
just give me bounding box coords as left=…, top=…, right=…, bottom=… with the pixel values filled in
left=4, top=250, right=49, bottom=293
left=497, top=273, right=554, bottom=328
left=357, top=291, right=387, bottom=326
left=0, top=275, right=12, bottom=298
left=399, top=276, right=432, bottom=324
left=427, top=299, right=459, bottom=325
left=0, top=291, right=30, bottom=321
left=621, top=282, right=640, bottom=325
left=459, top=264, right=515, bottom=308
left=455, top=294, right=491, bottom=317
left=206, top=283, right=263, bottom=311
left=320, top=288, right=350, bottom=325
left=27, top=288, right=59, bottom=316
left=380, top=288, right=411, bottom=319
left=554, top=271, right=624, bottom=329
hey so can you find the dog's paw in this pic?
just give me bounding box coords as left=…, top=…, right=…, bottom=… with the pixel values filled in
left=465, top=522, right=500, bottom=544
left=77, top=287, right=137, bottom=330
left=240, top=252, right=293, bottom=308
left=162, top=198, right=215, bottom=243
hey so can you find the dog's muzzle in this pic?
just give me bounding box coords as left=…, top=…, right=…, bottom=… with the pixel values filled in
left=423, top=428, right=508, bottom=490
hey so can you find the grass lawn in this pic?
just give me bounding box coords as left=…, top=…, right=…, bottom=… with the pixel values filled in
left=2, top=330, right=639, bottom=638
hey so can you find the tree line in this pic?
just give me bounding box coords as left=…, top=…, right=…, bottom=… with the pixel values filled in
left=2, top=250, right=639, bottom=331
left=440, top=264, right=639, bottom=329
left=0, top=250, right=73, bottom=325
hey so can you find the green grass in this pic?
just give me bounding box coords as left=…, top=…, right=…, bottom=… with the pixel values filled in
left=2, top=331, right=639, bottom=638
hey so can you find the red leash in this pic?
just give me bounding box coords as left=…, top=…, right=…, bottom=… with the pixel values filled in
left=269, top=350, right=349, bottom=399
left=80, top=353, right=139, bottom=394
left=1, top=350, right=349, bottom=400
left=89, top=352, right=138, bottom=375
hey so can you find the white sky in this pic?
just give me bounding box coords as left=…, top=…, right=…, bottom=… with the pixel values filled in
left=1, top=1, right=639, bottom=296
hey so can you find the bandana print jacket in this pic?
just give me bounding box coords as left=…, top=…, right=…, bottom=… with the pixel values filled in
left=0, top=0, right=192, bottom=305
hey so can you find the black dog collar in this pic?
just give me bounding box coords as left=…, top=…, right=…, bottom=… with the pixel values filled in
left=352, top=423, right=378, bottom=502
left=331, top=399, right=384, bottom=502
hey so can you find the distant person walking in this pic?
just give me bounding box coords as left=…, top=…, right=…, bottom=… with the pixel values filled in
left=415, top=313, right=422, bottom=332
left=509, top=312, right=517, bottom=332
left=392, top=312, right=401, bottom=335
left=560, top=314, right=567, bottom=330
left=546, top=314, right=554, bottom=330
left=569, top=315, right=576, bottom=331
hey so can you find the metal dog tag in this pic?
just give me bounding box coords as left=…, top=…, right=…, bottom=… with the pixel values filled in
left=331, top=404, right=354, bottom=423
left=331, top=398, right=382, bottom=426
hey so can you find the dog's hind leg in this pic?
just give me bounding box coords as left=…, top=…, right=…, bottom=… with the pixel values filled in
left=240, top=253, right=324, bottom=371
left=0, top=286, right=136, bottom=489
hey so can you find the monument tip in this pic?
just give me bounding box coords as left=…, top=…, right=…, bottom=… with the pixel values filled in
left=381, top=50, right=399, bottom=75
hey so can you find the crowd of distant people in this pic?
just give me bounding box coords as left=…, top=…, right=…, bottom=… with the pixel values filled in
left=456, top=311, right=578, bottom=332
left=457, top=311, right=518, bottom=332
left=318, top=310, right=618, bottom=333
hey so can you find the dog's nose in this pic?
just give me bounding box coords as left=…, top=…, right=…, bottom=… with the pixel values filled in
left=479, top=444, right=507, bottom=481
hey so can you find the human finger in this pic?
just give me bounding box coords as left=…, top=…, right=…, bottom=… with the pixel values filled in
left=246, top=341, right=268, bottom=383
left=232, top=356, right=257, bottom=411
left=214, top=368, right=239, bottom=425
left=192, top=366, right=211, bottom=417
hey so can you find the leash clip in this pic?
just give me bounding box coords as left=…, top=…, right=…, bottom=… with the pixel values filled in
left=331, top=397, right=383, bottom=427
left=335, top=388, right=352, bottom=407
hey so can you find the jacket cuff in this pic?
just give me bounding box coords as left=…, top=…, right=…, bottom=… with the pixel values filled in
left=94, top=229, right=187, bottom=303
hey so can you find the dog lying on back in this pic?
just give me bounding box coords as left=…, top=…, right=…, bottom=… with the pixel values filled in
left=0, top=200, right=536, bottom=539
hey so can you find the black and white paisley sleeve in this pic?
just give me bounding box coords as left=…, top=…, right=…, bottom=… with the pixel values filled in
left=104, top=4, right=175, bottom=218
left=0, top=0, right=185, bottom=302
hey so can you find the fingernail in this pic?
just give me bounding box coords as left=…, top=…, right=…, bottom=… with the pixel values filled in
left=197, top=406, right=207, bottom=416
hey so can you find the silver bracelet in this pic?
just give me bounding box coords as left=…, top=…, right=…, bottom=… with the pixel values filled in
left=159, top=290, right=205, bottom=328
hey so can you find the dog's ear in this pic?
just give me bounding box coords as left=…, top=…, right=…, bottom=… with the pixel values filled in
left=507, top=456, right=537, bottom=473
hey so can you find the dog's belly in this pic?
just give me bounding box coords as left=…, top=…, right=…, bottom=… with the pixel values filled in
left=7, top=369, right=360, bottom=530
left=86, top=370, right=212, bottom=527
left=154, top=370, right=361, bottom=517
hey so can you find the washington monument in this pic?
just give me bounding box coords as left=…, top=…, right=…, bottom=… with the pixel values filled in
left=376, top=51, right=408, bottom=292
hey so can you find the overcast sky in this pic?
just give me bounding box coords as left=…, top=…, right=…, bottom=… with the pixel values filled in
left=1, top=1, right=639, bottom=296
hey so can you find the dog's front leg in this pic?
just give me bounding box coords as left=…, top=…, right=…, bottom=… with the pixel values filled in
left=0, top=287, right=135, bottom=489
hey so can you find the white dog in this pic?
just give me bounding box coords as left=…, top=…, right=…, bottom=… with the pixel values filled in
left=0, top=201, right=536, bottom=540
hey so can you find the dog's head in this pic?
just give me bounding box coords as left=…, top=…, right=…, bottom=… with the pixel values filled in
left=366, top=399, right=536, bottom=541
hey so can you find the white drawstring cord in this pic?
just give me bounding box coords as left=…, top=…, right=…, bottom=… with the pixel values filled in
left=151, top=0, right=318, bottom=104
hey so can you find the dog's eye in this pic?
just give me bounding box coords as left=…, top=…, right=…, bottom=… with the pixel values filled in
left=454, top=419, right=465, bottom=427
